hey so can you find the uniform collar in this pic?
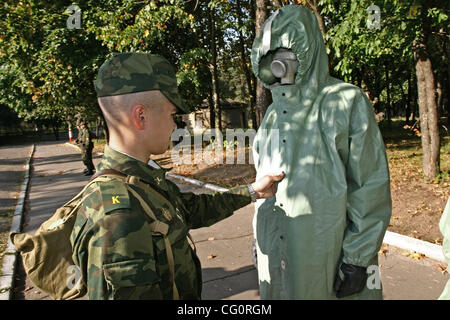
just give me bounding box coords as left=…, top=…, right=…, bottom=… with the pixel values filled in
left=99, top=145, right=168, bottom=190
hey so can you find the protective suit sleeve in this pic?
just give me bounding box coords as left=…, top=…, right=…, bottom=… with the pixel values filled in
left=341, top=91, right=392, bottom=267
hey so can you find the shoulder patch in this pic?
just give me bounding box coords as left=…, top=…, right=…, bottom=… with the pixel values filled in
left=97, top=178, right=131, bottom=214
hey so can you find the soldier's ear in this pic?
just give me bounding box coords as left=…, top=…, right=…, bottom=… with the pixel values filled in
left=130, top=104, right=146, bottom=130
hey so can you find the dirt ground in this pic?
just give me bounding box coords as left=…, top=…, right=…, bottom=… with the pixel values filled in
left=153, top=139, right=449, bottom=245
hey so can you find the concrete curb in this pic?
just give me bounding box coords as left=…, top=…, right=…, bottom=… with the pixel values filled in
left=65, top=141, right=448, bottom=263
left=166, top=173, right=229, bottom=193
left=65, top=141, right=80, bottom=151
left=383, top=231, right=445, bottom=262
left=0, top=144, right=35, bottom=300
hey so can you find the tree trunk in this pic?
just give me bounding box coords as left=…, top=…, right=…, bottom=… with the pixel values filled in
left=53, top=123, right=59, bottom=141
left=414, top=4, right=440, bottom=180
left=436, top=78, right=443, bottom=117
left=405, top=72, right=412, bottom=124
left=96, top=117, right=101, bottom=139
left=306, top=0, right=326, bottom=37
left=399, top=77, right=407, bottom=122
left=255, top=0, right=272, bottom=127
left=411, top=71, right=417, bottom=123
left=209, top=6, right=221, bottom=131
left=249, top=0, right=258, bottom=129
left=236, top=0, right=255, bottom=130
left=384, top=61, right=391, bottom=122
left=208, top=85, right=215, bottom=130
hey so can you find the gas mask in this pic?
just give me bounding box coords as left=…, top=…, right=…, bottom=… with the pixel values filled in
left=270, top=49, right=299, bottom=85
left=259, top=48, right=299, bottom=86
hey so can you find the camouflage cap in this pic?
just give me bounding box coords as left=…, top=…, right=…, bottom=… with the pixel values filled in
left=94, top=52, right=188, bottom=114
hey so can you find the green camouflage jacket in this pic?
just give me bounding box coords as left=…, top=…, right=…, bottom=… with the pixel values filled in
left=77, top=128, right=93, bottom=149
left=70, top=145, right=251, bottom=300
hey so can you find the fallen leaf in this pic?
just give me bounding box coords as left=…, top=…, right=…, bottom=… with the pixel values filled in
left=24, top=286, right=33, bottom=292
left=402, top=251, right=425, bottom=260
left=207, top=254, right=216, bottom=259
left=208, top=237, right=215, bottom=241
left=435, top=264, right=448, bottom=274
left=379, top=248, right=388, bottom=256
left=401, top=251, right=410, bottom=257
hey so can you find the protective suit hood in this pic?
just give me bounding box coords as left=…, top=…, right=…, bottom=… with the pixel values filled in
left=251, top=5, right=329, bottom=104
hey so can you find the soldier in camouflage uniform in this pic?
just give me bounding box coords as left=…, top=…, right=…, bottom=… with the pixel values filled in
left=70, top=52, right=284, bottom=300
left=76, top=120, right=96, bottom=176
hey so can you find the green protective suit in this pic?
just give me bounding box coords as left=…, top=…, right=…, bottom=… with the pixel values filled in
left=438, top=198, right=450, bottom=300
left=250, top=5, right=392, bottom=299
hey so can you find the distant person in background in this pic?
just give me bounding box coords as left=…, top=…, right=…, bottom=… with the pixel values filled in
left=76, top=120, right=95, bottom=176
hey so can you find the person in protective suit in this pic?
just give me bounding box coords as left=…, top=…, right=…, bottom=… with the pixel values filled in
left=250, top=5, right=392, bottom=299
left=76, top=120, right=96, bottom=176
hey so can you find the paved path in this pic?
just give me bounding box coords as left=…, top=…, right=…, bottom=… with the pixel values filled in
left=0, top=144, right=33, bottom=284
left=8, top=141, right=450, bottom=300
left=0, top=145, right=32, bottom=216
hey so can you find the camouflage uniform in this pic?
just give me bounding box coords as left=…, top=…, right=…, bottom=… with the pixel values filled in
left=71, top=145, right=251, bottom=299
left=76, top=123, right=95, bottom=175
left=70, top=53, right=252, bottom=299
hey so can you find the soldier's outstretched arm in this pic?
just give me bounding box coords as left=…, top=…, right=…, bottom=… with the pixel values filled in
left=168, top=173, right=284, bottom=229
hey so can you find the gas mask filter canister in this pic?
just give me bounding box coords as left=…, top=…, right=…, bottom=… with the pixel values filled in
left=270, top=49, right=299, bottom=85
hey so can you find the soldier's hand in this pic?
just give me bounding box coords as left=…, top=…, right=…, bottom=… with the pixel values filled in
left=251, top=172, right=285, bottom=199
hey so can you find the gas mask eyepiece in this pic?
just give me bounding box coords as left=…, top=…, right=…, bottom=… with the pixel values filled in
left=270, top=49, right=299, bottom=85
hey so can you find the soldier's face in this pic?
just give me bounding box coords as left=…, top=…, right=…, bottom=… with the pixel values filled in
left=146, top=96, right=177, bottom=154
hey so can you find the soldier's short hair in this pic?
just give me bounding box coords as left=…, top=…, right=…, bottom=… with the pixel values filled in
left=97, top=90, right=165, bottom=128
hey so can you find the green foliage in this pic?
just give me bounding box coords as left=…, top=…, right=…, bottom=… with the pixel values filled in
left=0, top=0, right=447, bottom=136
left=318, top=0, right=448, bottom=117
left=177, top=47, right=211, bottom=111
left=0, top=1, right=107, bottom=127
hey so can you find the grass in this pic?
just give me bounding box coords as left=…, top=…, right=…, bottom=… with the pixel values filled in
left=92, top=138, right=107, bottom=153
left=381, top=117, right=450, bottom=187
left=0, top=207, right=15, bottom=277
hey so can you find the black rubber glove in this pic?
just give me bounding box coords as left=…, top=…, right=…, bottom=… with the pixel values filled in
left=334, top=263, right=368, bottom=298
